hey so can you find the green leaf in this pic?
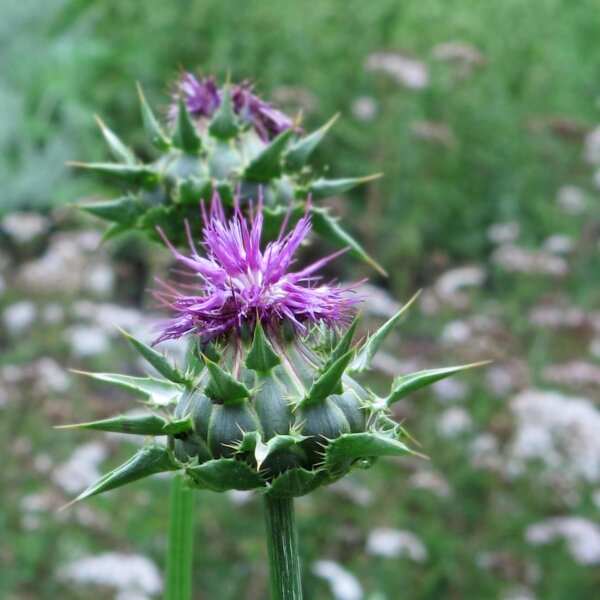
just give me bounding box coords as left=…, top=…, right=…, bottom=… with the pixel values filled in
left=284, top=114, right=338, bottom=172
left=80, top=197, right=142, bottom=225
left=245, top=322, right=280, bottom=372
left=56, top=414, right=193, bottom=436
left=386, top=362, right=489, bottom=406
left=310, top=207, right=387, bottom=276
left=307, top=173, right=381, bottom=199
left=186, top=458, right=264, bottom=492
left=349, top=291, right=421, bottom=373
left=137, top=83, right=171, bottom=151
left=303, top=348, right=354, bottom=406
left=74, top=371, right=183, bottom=407
left=68, top=445, right=180, bottom=504
left=173, top=94, right=202, bottom=153
left=203, top=357, right=250, bottom=403
left=69, top=162, right=159, bottom=187
left=208, top=85, right=240, bottom=140
left=323, top=432, right=413, bottom=471
left=120, top=329, right=187, bottom=384
left=265, top=468, right=329, bottom=498
left=95, top=116, right=136, bottom=165
left=244, top=129, right=294, bottom=181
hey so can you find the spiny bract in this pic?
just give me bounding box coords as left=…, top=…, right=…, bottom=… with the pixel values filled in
left=63, top=196, right=482, bottom=501
left=72, top=73, right=383, bottom=273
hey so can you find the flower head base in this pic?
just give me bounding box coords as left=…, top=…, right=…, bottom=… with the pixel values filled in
left=176, top=73, right=294, bottom=141
left=154, top=193, right=360, bottom=344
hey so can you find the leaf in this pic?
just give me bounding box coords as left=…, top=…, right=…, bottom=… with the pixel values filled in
left=95, top=115, right=136, bottom=164
left=186, top=458, right=264, bottom=492
left=244, top=129, right=294, bottom=181
left=120, top=329, right=187, bottom=384
left=67, top=445, right=180, bottom=505
left=386, top=362, right=490, bottom=406
left=349, top=291, right=421, bottom=373
left=284, top=114, right=338, bottom=172
left=173, top=94, right=202, bottom=153
left=80, top=196, right=142, bottom=225
left=303, top=348, right=354, bottom=406
left=245, top=322, right=280, bottom=372
left=310, top=207, right=386, bottom=275
left=56, top=414, right=193, bottom=436
left=208, top=85, right=240, bottom=140
left=307, top=173, right=381, bottom=199
left=74, top=371, right=183, bottom=407
left=203, top=357, right=250, bottom=403
left=137, top=83, right=171, bottom=151
left=323, top=432, right=413, bottom=471
left=68, top=162, right=159, bottom=187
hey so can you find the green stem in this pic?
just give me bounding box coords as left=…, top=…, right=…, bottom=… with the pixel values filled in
left=263, top=495, right=303, bottom=600
left=165, top=474, right=195, bottom=600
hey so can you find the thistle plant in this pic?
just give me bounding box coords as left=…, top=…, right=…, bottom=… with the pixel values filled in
left=64, top=75, right=482, bottom=600
left=72, top=73, right=383, bottom=273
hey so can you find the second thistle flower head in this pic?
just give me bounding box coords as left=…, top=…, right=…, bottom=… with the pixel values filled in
left=154, top=193, right=360, bottom=344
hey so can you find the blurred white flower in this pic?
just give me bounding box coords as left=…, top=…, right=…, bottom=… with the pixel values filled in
left=491, top=244, right=568, bottom=276
left=441, top=320, right=472, bottom=344
left=542, top=234, right=573, bottom=255
left=312, top=560, right=363, bottom=600
left=365, top=51, right=429, bottom=89
left=434, top=265, right=485, bottom=308
left=487, top=222, right=521, bottom=245
left=436, top=407, right=473, bottom=438
left=433, top=41, right=485, bottom=66
left=351, top=97, right=378, bottom=122
left=584, top=125, right=600, bottom=164
left=556, top=185, right=587, bottom=215
left=59, top=552, right=162, bottom=598
left=52, top=441, right=107, bottom=495
left=2, top=212, right=49, bottom=243
left=366, top=528, right=428, bottom=562
left=508, top=389, right=600, bottom=483
left=526, top=517, right=600, bottom=565
left=408, top=469, right=451, bottom=498
left=66, top=325, right=110, bottom=357
left=3, top=300, right=37, bottom=334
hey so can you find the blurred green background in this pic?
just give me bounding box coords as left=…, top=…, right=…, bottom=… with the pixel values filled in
left=2, top=1, right=600, bottom=598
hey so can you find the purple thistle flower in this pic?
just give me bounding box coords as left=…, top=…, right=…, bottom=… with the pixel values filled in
left=153, top=193, right=361, bottom=344
left=175, top=73, right=295, bottom=141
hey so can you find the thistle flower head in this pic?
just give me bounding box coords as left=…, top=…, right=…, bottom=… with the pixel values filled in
left=175, top=72, right=294, bottom=141
left=154, top=193, right=360, bottom=344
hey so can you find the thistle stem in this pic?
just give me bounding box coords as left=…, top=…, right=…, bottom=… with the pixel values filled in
left=263, top=495, right=303, bottom=600
left=165, top=474, right=195, bottom=600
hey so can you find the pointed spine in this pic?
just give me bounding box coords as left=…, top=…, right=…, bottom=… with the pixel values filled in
left=136, top=83, right=171, bottom=151
left=307, top=173, right=382, bottom=199
left=302, top=348, right=354, bottom=407
left=350, top=291, right=421, bottom=373
left=284, top=114, right=339, bottom=172
left=244, top=129, right=294, bottom=181
left=209, top=84, right=240, bottom=140
left=56, top=414, right=193, bottom=436
left=95, top=116, right=136, bottom=164
left=173, top=94, right=202, bottom=153
left=245, top=323, right=280, bottom=372
left=204, top=357, right=250, bottom=403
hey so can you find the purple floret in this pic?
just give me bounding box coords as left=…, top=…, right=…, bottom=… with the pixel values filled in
left=175, top=73, right=294, bottom=141
left=153, top=193, right=361, bottom=344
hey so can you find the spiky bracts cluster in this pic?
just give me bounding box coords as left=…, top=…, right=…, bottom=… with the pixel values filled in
left=72, top=74, right=382, bottom=272
left=64, top=200, right=482, bottom=502
left=154, top=193, right=360, bottom=343
left=65, top=300, right=482, bottom=501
